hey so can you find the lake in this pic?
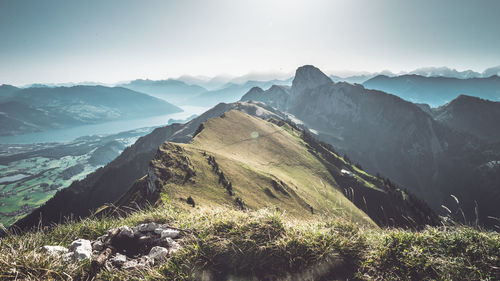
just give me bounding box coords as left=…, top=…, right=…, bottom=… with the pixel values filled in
left=0, top=105, right=209, bottom=144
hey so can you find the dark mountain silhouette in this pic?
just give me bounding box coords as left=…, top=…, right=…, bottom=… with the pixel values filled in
left=433, top=95, right=500, bottom=142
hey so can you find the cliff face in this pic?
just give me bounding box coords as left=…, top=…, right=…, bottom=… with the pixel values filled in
left=290, top=65, right=332, bottom=98
left=289, top=78, right=446, bottom=198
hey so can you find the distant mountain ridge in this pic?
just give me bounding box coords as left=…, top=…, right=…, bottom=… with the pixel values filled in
left=180, top=78, right=293, bottom=107
left=408, top=67, right=481, bottom=79
left=0, top=85, right=182, bottom=136
left=119, top=79, right=207, bottom=105
left=363, top=74, right=500, bottom=106
left=120, top=77, right=293, bottom=107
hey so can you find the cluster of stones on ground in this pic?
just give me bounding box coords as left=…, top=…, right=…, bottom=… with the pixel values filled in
left=41, top=222, right=182, bottom=270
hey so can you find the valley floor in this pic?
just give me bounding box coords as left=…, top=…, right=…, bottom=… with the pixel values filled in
left=1, top=204, right=499, bottom=280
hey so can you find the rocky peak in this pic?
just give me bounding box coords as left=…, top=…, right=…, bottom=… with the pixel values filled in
left=437, top=95, right=493, bottom=113
left=449, top=94, right=483, bottom=104
left=268, top=84, right=290, bottom=93
left=291, top=65, right=332, bottom=96
left=247, top=86, right=264, bottom=95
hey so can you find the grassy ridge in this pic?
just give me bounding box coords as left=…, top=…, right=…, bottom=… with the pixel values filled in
left=124, top=110, right=377, bottom=226
left=1, top=110, right=487, bottom=279
left=1, top=205, right=499, bottom=280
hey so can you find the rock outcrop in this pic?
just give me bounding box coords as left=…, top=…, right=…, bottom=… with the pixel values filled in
left=42, top=222, right=184, bottom=275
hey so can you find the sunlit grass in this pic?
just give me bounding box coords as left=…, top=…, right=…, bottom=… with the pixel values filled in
left=1, top=205, right=499, bottom=280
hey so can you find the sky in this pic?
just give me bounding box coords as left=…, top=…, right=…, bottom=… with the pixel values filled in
left=1, top=0, right=500, bottom=86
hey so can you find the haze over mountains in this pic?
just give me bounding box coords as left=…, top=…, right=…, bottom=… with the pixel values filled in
left=364, top=74, right=500, bottom=106
left=119, top=78, right=293, bottom=107
left=0, top=85, right=181, bottom=136
left=120, top=65, right=500, bottom=108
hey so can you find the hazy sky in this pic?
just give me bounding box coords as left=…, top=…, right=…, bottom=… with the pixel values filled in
left=1, top=0, right=500, bottom=85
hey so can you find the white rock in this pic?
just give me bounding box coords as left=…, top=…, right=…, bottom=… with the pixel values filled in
left=69, top=239, right=92, bottom=260
left=148, top=246, right=169, bottom=261
left=41, top=245, right=68, bottom=256
left=135, top=222, right=159, bottom=233
left=138, top=255, right=154, bottom=267
left=121, top=259, right=139, bottom=270
left=110, top=253, right=127, bottom=266
left=168, top=240, right=181, bottom=254
left=158, top=228, right=180, bottom=239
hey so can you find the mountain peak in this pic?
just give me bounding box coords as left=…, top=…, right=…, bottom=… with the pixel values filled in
left=453, top=94, right=480, bottom=102
left=247, top=86, right=264, bottom=94
left=291, top=65, right=332, bottom=95
left=447, top=94, right=495, bottom=107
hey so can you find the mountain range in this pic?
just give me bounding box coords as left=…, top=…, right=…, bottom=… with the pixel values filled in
left=9, top=65, right=500, bottom=231
left=0, top=85, right=182, bottom=136
left=331, top=66, right=500, bottom=83
left=118, top=79, right=207, bottom=105
left=241, top=65, right=500, bottom=228
left=12, top=100, right=437, bottom=231
left=119, top=78, right=293, bottom=107
left=363, top=74, right=500, bottom=106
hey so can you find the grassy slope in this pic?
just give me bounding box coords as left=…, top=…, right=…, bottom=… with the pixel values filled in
left=3, top=111, right=495, bottom=279
left=1, top=206, right=499, bottom=280
left=161, top=110, right=375, bottom=226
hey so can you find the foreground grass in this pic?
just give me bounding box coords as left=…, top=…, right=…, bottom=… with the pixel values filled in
left=1, top=206, right=499, bottom=280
